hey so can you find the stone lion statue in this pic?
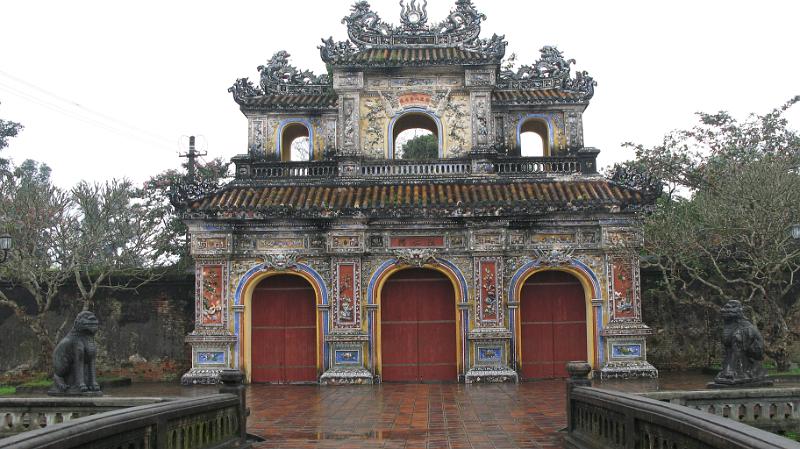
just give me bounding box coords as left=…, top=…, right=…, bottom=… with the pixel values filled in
left=50, top=311, right=101, bottom=395
left=710, top=300, right=770, bottom=387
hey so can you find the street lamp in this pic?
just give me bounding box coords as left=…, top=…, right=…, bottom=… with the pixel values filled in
left=0, top=233, right=11, bottom=264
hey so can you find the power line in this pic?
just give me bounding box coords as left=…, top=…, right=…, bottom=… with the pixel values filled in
left=0, top=80, right=176, bottom=152
left=0, top=69, right=177, bottom=149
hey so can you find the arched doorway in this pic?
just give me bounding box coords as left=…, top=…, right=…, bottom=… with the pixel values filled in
left=380, top=268, right=457, bottom=382
left=250, top=274, right=317, bottom=383
left=280, top=122, right=312, bottom=161
left=520, top=270, right=587, bottom=379
left=389, top=110, right=442, bottom=159
left=519, top=118, right=549, bottom=156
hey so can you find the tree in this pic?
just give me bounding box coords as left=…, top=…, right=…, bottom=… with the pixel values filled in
left=70, top=179, right=169, bottom=311
left=0, top=102, right=23, bottom=169
left=143, top=157, right=230, bottom=268
left=400, top=134, right=438, bottom=160
left=0, top=160, right=75, bottom=370
left=616, top=97, right=800, bottom=370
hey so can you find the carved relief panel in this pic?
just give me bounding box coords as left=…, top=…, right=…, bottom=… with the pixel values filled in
left=192, top=234, right=232, bottom=257
left=341, top=96, right=360, bottom=154
left=471, top=92, right=491, bottom=146
left=607, top=254, right=641, bottom=321
left=196, top=261, right=228, bottom=327
left=333, top=259, right=362, bottom=329
left=475, top=257, right=503, bottom=327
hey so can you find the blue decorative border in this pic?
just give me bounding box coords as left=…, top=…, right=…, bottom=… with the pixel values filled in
left=387, top=107, right=444, bottom=159
left=477, top=346, right=503, bottom=363
left=233, top=262, right=329, bottom=371
left=276, top=118, right=315, bottom=160
left=197, top=351, right=225, bottom=365
left=611, top=343, right=642, bottom=359
left=334, top=349, right=361, bottom=365
left=508, top=258, right=603, bottom=367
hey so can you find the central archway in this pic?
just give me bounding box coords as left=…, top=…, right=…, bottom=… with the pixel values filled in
left=250, top=274, right=317, bottom=383
left=379, top=268, right=457, bottom=382
left=388, top=109, right=443, bottom=159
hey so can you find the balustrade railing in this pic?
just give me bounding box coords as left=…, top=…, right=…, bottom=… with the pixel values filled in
left=642, top=388, right=800, bottom=434
left=566, top=387, right=800, bottom=449
left=233, top=151, right=599, bottom=182
left=0, top=394, right=247, bottom=449
left=360, top=160, right=472, bottom=177
left=493, top=156, right=581, bottom=175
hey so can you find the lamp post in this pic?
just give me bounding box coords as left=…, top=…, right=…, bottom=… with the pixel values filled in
left=0, top=233, right=11, bottom=264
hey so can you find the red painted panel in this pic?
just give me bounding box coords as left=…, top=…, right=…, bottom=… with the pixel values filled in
left=251, top=275, right=316, bottom=383
left=521, top=271, right=586, bottom=380
left=381, top=269, right=457, bottom=382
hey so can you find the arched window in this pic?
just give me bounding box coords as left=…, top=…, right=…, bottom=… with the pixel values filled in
left=389, top=110, right=442, bottom=159
left=280, top=122, right=312, bottom=161
left=519, top=118, right=549, bottom=157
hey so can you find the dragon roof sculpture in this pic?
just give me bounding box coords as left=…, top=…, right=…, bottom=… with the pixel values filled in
left=320, top=0, right=506, bottom=65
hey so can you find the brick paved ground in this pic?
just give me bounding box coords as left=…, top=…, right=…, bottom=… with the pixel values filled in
left=246, top=381, right=567, bottom=449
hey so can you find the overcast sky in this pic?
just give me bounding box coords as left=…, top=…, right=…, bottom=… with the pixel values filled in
left=1, top=0, right=798, bottom=188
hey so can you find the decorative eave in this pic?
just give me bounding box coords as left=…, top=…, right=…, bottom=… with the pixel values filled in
left=236, top=93, right=338, bottom=113
left=492, top=89, right=591, bottom=107
left=320, top=43, right=504, bottom=68
left=178, top=178, right=651, bottom=220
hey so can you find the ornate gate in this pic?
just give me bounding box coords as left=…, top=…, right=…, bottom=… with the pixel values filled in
left=520, top=270, right=587, bottom=379
left=251, top=274, right=317, bottom=383
left=380, top=268, right=457, bottom=382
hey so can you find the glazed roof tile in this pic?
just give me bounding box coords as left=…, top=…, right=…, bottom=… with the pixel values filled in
left=186, top=179, right=643, bottom=218
left=492, top=89, right=589, bottom=104
left=236, top=93, right=338, bottom=110
left=326, top=47, right=500, bottom=67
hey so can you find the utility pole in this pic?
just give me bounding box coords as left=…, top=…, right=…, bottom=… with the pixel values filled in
left=178, top=136, right=207, bottom=182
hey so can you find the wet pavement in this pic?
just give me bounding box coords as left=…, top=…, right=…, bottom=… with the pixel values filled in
left=83, top=372, right=800, bottom=449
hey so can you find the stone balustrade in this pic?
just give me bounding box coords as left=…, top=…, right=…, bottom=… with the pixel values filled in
left=231, top=150, right=600, bottom=182
left=565, top=386, right=800, bottom=449
left=0, top=394, right=248, bottom=449
left=0, top=397, right=166, bottom=437
left=641, top=388, right=800, bottom=434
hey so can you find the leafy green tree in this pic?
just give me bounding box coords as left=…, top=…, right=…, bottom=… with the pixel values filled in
left=0, top=102, right=23, bottom=169
left=616, top=97, right=800, bottom=369
left=400, top=134, right=438, bottom=160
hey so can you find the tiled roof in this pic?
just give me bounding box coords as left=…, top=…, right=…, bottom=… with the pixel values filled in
left=186, top=179, right=644, bottom=218
left=327, top=47, right=501, bottom=67
left=236, top=94, right=337, bottom=110
left=492, top=89, right=589, bottom=105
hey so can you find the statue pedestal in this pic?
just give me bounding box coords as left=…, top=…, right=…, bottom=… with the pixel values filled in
left=47, top=389, right=103, bottom=397
left=707, top=377, right=774, bottom=389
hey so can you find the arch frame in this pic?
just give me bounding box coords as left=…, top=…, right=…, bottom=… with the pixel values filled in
left=387, top=107, right=444, bottom=159
left=232, top=262, right=329, bottom=383
left=507, top=258, right=604, bottom=372
left=516, top=114, right=555, bottom=156
left=367, top=257, right=469, bottom=379
left=276, top=118, right=315, bottom=161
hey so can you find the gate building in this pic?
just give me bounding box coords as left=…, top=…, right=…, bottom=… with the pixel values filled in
left=174, top=0, right=659, bottom=384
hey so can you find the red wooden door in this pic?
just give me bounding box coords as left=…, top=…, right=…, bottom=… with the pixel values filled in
left=520, top=271, right=586, bottom=379
left=251, top=275, right=317, bottom=383
left=381, top=269, right=457, bottom=382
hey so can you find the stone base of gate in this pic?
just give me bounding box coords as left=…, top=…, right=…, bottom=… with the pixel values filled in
left=465, top=365, right=519, bottom=383
left=598, top=361, right=658, bottom=380
left=320, top=367, right=375, bottom=385
left=181, top=367, right=225, bottom=385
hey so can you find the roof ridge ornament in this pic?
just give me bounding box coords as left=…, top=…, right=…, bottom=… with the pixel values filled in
left=321, top=0, right=505, bottom=64
left=498, top=46, right=597, bottom=99
left=229, top=51, right=332, bottom=102
left=400, top=0, right=428, bottom=30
